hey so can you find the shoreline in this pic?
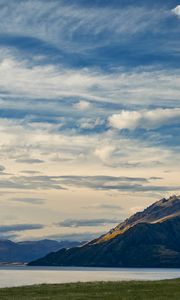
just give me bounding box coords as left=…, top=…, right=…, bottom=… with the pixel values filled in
left=1, top=264, right=180, bottom=269
left=0, top=278, right=179, bottom=288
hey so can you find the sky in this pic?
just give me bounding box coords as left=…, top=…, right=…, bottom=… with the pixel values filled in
left=0, top=0, right=180, bottom=242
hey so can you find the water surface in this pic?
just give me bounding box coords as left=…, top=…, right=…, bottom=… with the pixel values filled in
left=0, top=266, right=180, bottom=288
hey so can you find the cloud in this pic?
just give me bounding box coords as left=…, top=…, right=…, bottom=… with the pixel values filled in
left=94, top=145, right=116, bottom=164
left=172, top=5, right=180, bottom=17
left=0, top=55, right=179, bottom=107
left=108, top=108, right=180, bottom=130
left=57, top=218, right=120, bottom=228
left=0, top=174, right=175, bottom=193
left=0, top=56, right=108, bottom=102
left=150, top=177, right=163, bottom=180
left=0, top=165, right=9, bottom=175
left=0, top=1, right=166, bottom=53
left=56, top=175, right=148, bottom=183
left=78, top=117, right=104, bottom=130
left=0, top=113, right=177, bottom=174
left=44, top=232, right=103, bottom=242
left=0, top=224, right=44, bottom=233
left=0, top=165, right=5, bottom=172
left=10, top=197, right=45, bottom=205
left=20, top=170, right=41, bottom=175
left=85, top=204, right=123, bottom=211
left=59, top=175, right=180, bottom=193
left=18, top=175, right=178, bottom=194
left=0, top=233, right=19, bottom=240
left=0, top=175, right=65, bottom=190
left=16, top=158, right=44, bottom=164
left=74, top=100, right=91, bottom=110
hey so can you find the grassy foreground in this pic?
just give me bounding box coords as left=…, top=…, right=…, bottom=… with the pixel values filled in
left=0, top=280, right=180, bottom=300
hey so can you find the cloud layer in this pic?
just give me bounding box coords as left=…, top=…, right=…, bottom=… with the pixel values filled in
left=0, top=0, right=179, bottom=241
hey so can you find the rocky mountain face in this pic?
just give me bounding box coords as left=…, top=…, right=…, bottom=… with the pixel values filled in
left=0, top=239, right=83, bottom=263
left=29, top=195, right=180, bottom=268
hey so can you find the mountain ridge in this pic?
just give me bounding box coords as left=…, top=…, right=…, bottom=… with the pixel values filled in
left=0, top=239, right=83, bottom=263
left=89, top=195, right=180, bottom=244
left=29, top=195, right=180, bottom=268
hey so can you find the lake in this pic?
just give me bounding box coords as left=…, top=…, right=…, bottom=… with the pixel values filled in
left=0, top=266, right=180, bottom=288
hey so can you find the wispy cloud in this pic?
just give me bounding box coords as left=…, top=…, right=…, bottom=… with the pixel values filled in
left=45, top=232, right=104, bottom=242
left=84, top=203, right=123, bottom=211
left=0, top=1, right=167, bottom=52
left=20, top=170, right=41, bottom=175
left=10, top=175, right=178, bottom=193
left=57, top=218, right=120, bottom=228
left=0, top=176, right=64, bottom=190
left=0, top=224, right=44, bottom=233
left=16, top=158, right=44, bottom=164
left=0, top=174, right=177, bottom=193
left=0, top=56, right=179, bottom=106
left=10, top=197, right=45, bottom=205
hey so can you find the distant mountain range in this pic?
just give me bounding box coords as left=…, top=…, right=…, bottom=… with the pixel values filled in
left=0, top=239, right=83, bottom=263
left=29, top=195, right=180, bottom=268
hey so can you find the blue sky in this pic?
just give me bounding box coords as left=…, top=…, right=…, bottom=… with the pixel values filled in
left=0, top=0, right=179, bottom=241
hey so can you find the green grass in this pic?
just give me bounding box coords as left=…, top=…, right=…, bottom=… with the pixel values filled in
left=0, top=280, right=180, bottom=300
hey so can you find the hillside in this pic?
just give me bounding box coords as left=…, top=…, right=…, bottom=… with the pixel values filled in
left=29, top=195, right=180, bottom=268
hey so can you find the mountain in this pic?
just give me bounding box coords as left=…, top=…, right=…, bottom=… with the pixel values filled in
left=0, top=239, right=83, bottom=263
left=89, top=194, right=180, bottom=245
left=29, top=195, right=180, bottom=268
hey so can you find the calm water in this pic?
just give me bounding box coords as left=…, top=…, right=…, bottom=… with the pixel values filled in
left=0, top=266, right=180, bottom=288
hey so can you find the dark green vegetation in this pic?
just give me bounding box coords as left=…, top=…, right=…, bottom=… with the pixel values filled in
left=0, top=240, right=83, bottom=263
left=30, top=196, right=180, bottom=268
left=0, top=280, right=180, bottom=300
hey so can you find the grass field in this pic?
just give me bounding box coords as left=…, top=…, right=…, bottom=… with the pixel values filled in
left=0, top=280, right=180, bottom=300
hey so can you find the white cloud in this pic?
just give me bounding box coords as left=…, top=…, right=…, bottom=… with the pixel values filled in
left=108, top=108, right=180, bottom=130
left=172, top=5, right=180, bottom=17
left=94, top=145, right=116, bottom=165
left=0, top=58, right=98, bottom=100
left=0, top=115, right=177, bottom=174
left=74, top=100, right=91, bottom=110
left=0, top=55, right=179, bottom=106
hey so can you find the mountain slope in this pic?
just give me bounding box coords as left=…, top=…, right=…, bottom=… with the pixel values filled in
left=0, top=239, right=83, bottom=263
left=29, top=195, right=180, bottom=268
left=90, top=195, right=180, bottom=244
